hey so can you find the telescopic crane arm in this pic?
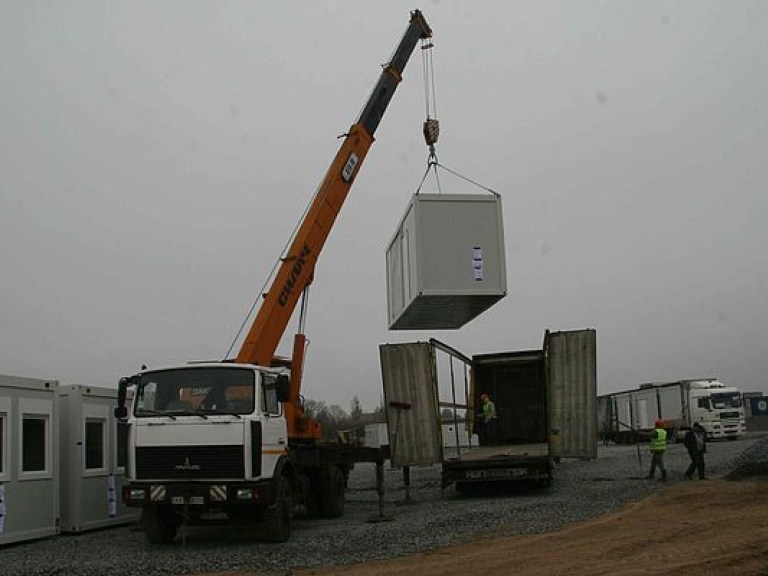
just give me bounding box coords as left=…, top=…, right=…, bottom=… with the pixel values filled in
left=235, top=11, right=432, bottom=437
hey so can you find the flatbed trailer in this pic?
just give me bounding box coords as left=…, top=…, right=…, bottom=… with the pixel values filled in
left=442, top=443, right=552, bottom=489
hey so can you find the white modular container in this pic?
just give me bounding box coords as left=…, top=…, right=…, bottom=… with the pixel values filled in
left=441, top=423, right=477, bottom=448
left=0, top=374, right=59, bottom=545
left=364, top=422, right=389, bottom=448
left=57, top=385, right=139, bottom=533
left=386, top=193, right=507, bottom=330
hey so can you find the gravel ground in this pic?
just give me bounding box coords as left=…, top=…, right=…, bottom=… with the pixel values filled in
left=2, top=432, right=767, bottom=576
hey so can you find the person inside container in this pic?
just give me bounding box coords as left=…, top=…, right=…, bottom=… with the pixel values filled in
left=478, top=393, right=498, bottom=446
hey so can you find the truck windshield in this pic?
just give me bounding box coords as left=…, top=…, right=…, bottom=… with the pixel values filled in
left=710, top=392, right=742, bottom=410
left=134, top=367, right=255, bottom=417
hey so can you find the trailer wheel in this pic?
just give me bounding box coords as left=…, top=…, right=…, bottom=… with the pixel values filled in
left=143, top=505, right=178, bottom=544
left=319, top=465, right=345, bottom=518
left=263, top=474, right=293, bottom=543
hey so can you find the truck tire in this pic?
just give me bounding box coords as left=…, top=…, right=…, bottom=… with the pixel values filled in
left=143, top=505, right=178, bottom=544
left=319, top=465, right=345, bottom=518
left=263, top=474, right=293, bottom=543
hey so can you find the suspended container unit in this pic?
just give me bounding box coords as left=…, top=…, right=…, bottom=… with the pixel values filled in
left=0, top=374, right=59, bottom=545
left=386, top=193, right=507, bottom=330
left=57, top=385, right=139, bottom=533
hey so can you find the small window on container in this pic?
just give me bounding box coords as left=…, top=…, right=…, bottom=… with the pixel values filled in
left=85, top=419, right=105, bottom=470
left=117, top=421, right=128, bottom=469
left=0, top=412, right=5, bottom=476
left=22, top=416, right=48, bottom=472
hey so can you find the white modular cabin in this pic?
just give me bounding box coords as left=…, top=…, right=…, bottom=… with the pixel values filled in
left=0, top=375, right=59, bottom=545
left=57, top=385, right=139, bottom=532
left=386, top=193, right=507, bottom=330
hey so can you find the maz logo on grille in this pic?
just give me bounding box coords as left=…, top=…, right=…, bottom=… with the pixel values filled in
left=175, top=457, right=202, bottom=471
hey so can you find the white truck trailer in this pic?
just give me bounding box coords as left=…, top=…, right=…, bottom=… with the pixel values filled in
left=599, top=378, right=746, bottom=443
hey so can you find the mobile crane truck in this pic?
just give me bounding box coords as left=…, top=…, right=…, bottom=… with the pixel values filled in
left=113, top=11, right=433, bottom=544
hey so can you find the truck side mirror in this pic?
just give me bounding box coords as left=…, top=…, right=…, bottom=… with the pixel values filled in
left=276, top=374, right=290, bottom=403
left=114, top=375, right=134, bottom=420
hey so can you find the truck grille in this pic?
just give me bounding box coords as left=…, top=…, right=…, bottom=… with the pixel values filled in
left=136, top=445, right=244, bottom=480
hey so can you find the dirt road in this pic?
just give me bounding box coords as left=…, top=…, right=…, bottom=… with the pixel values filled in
left=284, top=478, right=768, bottom=576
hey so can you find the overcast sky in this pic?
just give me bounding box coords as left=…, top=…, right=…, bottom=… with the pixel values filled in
left=1, top=1, right=766, bottom=410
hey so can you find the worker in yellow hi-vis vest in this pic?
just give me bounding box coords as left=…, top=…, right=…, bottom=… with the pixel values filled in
left=646, top=419, right=668, bottom=482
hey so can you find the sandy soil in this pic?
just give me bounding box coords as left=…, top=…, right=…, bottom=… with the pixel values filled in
left=279, top=478, right=768, bottom=576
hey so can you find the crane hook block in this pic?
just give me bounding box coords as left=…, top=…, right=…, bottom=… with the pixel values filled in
left=423, top=118, right=440, bottom=146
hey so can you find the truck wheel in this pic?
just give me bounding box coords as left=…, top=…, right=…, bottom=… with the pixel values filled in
left=319, top=465, right=345, bottom=518
left=263, top=475, right=293, bottom=543
left=143, top=505, right=178, bottom=544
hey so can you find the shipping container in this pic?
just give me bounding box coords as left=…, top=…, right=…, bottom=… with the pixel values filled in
left=57, top=385, right=139, bottom=532
left=0, top=374, right=59, bottom=545
left=385, top=193, right=507, bottom=330
left=379, top=329, right=597, bottom=490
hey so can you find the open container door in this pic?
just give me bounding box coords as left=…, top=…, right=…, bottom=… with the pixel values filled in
left=379, top=342, right=443, bottom=467
left=545, top=329, right=598, bottom=460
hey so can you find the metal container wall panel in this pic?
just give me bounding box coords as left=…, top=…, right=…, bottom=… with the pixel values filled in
left=135, top=445, right=244, bottom=480
left=633, top=387, right=660, bottom=430
left=57, top=385, right=139, bottom=533
left=386, top=193, right=507, bottom=330
left=0, top=374, right=59, bottom=546
left=379, top=343, right=443, bottom=467
left=546, top=330, right=597, bottom=460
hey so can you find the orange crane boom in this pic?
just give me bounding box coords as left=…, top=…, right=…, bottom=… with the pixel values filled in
left=235, top=11, right=432, bottom=438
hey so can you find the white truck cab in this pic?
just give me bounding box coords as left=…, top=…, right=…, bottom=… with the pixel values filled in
left=686, top=380, right=747, bottom=439
left=115, top=363, right=294, bottom=543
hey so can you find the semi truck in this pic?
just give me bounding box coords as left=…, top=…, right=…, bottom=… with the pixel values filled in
left=598, top=378, right=747, bottom=443
left=379, top=329, right=597, bottom=491
left=113, top=10, right=433, bottom=544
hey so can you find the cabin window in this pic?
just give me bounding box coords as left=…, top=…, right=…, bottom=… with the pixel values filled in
left=22, top=416, right=47, bottom=472
left=0, top=411, right=6, bottom=478
left=85, top=419, right=106, bottom=470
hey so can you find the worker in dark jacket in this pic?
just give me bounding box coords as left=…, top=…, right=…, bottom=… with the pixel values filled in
left=684, top=422, right=708, bottom=480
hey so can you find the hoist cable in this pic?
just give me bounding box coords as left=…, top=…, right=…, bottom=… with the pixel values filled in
left=415, top=159, right=499, bottom=198
left=223, top=178, right=320, bottom=360
left=433, top=161, right=500, bottom=197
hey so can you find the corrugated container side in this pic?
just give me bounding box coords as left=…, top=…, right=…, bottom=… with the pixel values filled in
left=379, top=343, right=443, bottom=467
left=546, top=330, right=597, bottom=459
